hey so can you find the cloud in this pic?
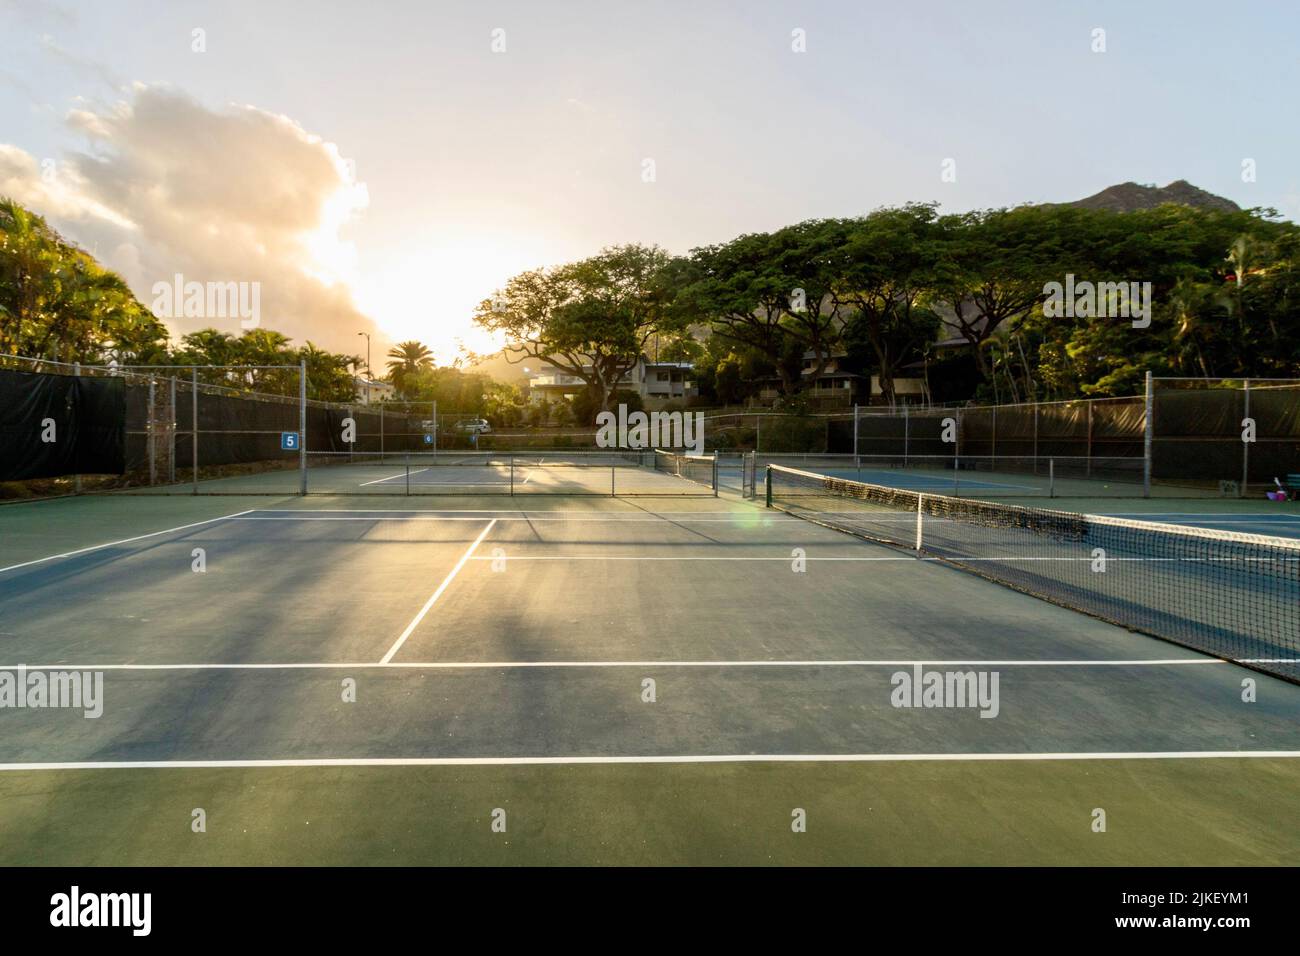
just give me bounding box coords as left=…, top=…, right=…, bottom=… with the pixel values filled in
left=1, top=85, right=376, bottom=356
left=39, top=33, right=123, bottom=90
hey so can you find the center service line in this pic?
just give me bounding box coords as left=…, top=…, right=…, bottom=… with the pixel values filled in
left=379, top=518, right=497, bottom=664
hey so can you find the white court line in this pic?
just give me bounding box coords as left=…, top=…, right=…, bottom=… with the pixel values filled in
left=359, top=471, right=512, bottom=489
left=0, top=510, right=254, bottom=575
left=4, top=658, right=1294, bottom=671
left=458, top=554, right=1297, bottom=564
left=3, top=751, right=1299, bottom=772
left=359, top=468, right=430, bottom=486
left=247, top=509, right=760, bottom=515
left=234, top=515, right=782, bottom=523
left=379, top=518, right=497, bottom=664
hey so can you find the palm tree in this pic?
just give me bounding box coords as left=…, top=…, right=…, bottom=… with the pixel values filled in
left=386, top=341, right=434, bottom=397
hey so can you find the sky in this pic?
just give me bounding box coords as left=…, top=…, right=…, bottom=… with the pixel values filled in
left=2, top=0, right=1298, bottom=368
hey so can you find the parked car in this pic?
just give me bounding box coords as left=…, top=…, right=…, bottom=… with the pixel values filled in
left=455, top=418, right=492, bottom=435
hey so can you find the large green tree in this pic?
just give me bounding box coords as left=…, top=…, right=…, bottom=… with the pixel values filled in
left=475, top=243, right=680, bottom=412
left=0, top=198, right=168, bottom=364
left=832, top=206, right=943, bottom=405
left=677, top=222, right=847, bottom=396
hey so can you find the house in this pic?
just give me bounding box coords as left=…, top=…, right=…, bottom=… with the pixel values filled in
left=527, top=358, right=698, bottom=408
left=354, top=377, right=396, bottom=404
left=638, top=361, right=696, bottom=404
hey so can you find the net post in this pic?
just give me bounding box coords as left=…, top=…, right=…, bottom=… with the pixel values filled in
left=713, top=455, right=718, bottom=496
left=432, top=401, right=437, bottom=456
left=405, top=452, right=410, bottom=496
left=299, top=359, right=307, bottom=496
left=1143, top=370, right=1153, bottom=498
left=510, top=456, right=515, bottom=497
left=73, top=362, right=82, bottom=495
left=764, top=465, right=772, bottom=507
left=853, top=404, right=858, bottom=458
left=380, top=403, right=384, bottom=456
left=1049, top=458, right=1055, bottom=498
left=953, top=412, right=960, bottom=497
left=611, top=464, right=616, bottom=498
left=915, top=493, right=924, bottom=552
left=191, top=367, right=199, bottom=495
left=1241, top=379, right=1250, bottom=498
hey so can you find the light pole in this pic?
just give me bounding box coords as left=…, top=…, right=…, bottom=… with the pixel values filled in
left=356, top=331, right=371, bottom=404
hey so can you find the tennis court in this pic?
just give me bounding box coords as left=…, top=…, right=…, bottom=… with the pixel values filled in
left=2, top=468, right=1299, bottom=865
left=118, top=450, right=720, bottom=497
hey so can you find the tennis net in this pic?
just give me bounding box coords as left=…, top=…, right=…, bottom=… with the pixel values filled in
left=766, top=464, right=1300, bottom=683
left=654, top=449, right=718, bottom=493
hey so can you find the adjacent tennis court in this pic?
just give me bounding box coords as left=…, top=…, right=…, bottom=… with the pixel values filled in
left=2, top=473, right=1298, bottom=865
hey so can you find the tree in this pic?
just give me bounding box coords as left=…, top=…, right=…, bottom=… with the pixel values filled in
left=0, top=197, right=168, bottom=363
left=475, top=244, right=679, bottom=412
left=386, top=341, right=435, bottom=398
left=832, top=206, right=942, bottom=406
left=929, top=205, right=1073, bottom=380
left=678, top=222, right=846, bottom=396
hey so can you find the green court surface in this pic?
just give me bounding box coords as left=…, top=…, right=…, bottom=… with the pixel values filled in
left=1, top=489, right=1298, bottom=865
left=115, top=452, right=716, bottom=497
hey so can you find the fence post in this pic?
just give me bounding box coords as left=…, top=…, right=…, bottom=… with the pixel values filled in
left=991, top=404, right=997, bottom=464
left=1033, top=402, right=1039, bottom=475
left=73, top=363, right=82, bottom=494
left=1143, top=371, right=1153, bottom=498
left=147, top=377, right=157, bottom=486
left=1241, top=379, right=1250, bottom=498
left=299, top=360, right=308, bottom=495
left=1086, top=400, right=1094, bottom=478
left=169, top=376, right=177, bottom=483
left=191, top=368, right=199, bottom=495
left=903, top=402, right=909, bottom=469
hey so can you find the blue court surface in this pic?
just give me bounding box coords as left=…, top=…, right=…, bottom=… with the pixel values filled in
left=1096, top=511, right=1300, bottom=541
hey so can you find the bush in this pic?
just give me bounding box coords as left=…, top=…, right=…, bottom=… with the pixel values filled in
left=572, top=387, right=643, bottom=426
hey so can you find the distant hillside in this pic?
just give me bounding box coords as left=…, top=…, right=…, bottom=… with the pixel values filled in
left=1068, top=180, right=1241, bottom=213
left=468, top=349, right=533, bottom=385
